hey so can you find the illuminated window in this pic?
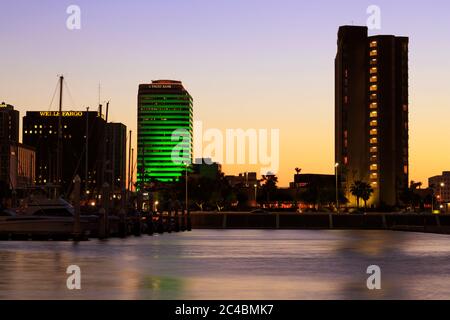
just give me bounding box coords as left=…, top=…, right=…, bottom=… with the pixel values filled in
left=370, top=102, right=378, bottom=109
left=370, top=146, right=378, bottom=153
left=370, top=129, right=378, bottom=136
left=370, top=120, right=378, bottom=127
left=344, top=156, right=348, bottom=165
left=371, top=172, right=378, bottom=179
left=370, top=85, right=378, bottom=91
left=370, top=111, right=378, bottom=118
left=370, top=41, right=378, bottom=48
left=370, top=76, right=378, bottom=83
left=403, top=104, right=408, bottom=111
left=370, top=50, right=378, bottom=57
left=404, top=165, right=408, bottom=174
left=371, top=182, right=378, bottom=187
left=370, top=137, right=378, bottom=144
left=371, top=155, right=377, bottom=162
left=370, top=94, right=377, bottom=101
left=370, top=67, right=378, bottom=74
left=370, top=164, right=378, bottom=171
left=370, top=58, right=377, bottom=66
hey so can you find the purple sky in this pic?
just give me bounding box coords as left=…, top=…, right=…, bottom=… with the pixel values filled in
left=1, top=0, right=450, bottom=186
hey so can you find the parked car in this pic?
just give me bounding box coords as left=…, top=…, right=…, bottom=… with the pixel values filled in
left=250, top=209, right=271, bottom=214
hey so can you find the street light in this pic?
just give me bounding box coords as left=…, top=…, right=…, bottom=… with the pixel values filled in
left=440, top=182, right=445, bottom=211
left=335, top=163, right=340, bottom=213
left=185, top=163, right=189, bottom=214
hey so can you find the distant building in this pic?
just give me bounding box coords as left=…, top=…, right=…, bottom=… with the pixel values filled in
left=0, top=102, right=19, bottom=143
left=335, top=26, right=409, bottom=207
left=192, top=158, right=222, bottom=179
left=22, top=110, right=126, bottom=195
left=429, top=172, right=450, bottom=203
left=105, top=123, right=127, bottom=194
left=0, top=142, right=35, bottom=190
left=289, top=174, right=335, bottom=190
left=137, top=80, right=193, bottom=185
left=225, top=172, right=258, bottom=188
left=0, top=103, right=34, bottom=197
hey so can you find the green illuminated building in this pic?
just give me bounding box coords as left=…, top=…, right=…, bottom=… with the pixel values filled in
left=137, top=80, right=193, bottom=185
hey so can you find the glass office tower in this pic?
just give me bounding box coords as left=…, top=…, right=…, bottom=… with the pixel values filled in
left=137, top=80, right=193, bottom=186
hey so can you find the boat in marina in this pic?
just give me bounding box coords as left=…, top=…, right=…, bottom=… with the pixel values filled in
left=0, top=197, right=95, bottom=239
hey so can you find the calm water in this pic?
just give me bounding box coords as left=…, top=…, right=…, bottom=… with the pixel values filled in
left=1, top=230, right=450, bottom=300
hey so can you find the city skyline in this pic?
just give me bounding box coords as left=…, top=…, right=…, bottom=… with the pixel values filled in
left=1, top=0, right=450, bottom=186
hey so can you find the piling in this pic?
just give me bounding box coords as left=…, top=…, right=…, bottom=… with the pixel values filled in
left=101, top=183, right=110, bottom=238
left=174, top=209, right=180, bottom=232
left=73, top=175, right=82, bottom=240
left=118, top=188, right=127, bottom=237
left=187, top=209, right=192, bottom=231
left=180, top=209, right=186, bottom=232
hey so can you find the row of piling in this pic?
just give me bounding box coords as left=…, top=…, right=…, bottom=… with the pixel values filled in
left=72, top=176, right=192, bottom=241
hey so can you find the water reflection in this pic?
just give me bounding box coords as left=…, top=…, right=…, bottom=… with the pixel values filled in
left=0, top=230, right=450, bottom=299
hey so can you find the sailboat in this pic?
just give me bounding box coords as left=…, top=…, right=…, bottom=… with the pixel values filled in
left=0, top=76, right=94, bottom=239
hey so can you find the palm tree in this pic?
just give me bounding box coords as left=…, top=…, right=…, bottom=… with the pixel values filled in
left=295, top=168, right=302, bottom=175
left=361, top=183, right=374, bottom=209
left=350, top=181, right=373, bottom=209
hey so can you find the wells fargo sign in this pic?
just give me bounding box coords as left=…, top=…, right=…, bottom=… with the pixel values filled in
left=39, top=111, right=83, bottom=117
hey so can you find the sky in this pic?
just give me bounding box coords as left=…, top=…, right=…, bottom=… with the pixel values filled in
left=1, top=0, right=450, bottom=187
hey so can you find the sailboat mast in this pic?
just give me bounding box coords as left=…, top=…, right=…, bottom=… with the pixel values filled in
left=56, top=75, right=64, bottom=195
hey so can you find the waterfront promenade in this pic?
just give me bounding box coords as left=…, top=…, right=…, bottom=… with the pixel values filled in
left=190, top=212, right=450, bottom=234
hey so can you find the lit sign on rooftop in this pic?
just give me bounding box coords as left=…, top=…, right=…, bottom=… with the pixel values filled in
left=39, top=111, right=84, bottom=117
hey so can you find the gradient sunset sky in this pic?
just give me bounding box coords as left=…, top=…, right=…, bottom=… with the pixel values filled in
left=1, top=0, right=449, bottom=187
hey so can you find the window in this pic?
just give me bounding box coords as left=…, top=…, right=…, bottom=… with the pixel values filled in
left=371, top=172, right=378, bottom=179
left=370, top=102, right=378, bottom=109
left=370, top=111, right=378, bottom=118
left=370, top=137, right=378, bottom=144
left=370, top=58, right=377, bottom=66
left=370, top=85, right=378, bottom=91
left=370, top=50, right=378, bottom=57
left=370, top=146, right=378, bottom=153
left=404, top=165, right=408, bottom=174
left=370, top=93, right=377, bottom=101
left=370, top=67, right=378, bottom=74
left=370, top=164, right=378, bottom=171
left=370, top=129, right=378, bottom=136
left=403, top=104, right=408, bottom=112
left=370, top=41, right=378, bottom=48
left=370, top=120, right=378, bottom=127
left=370, top=76, right=378, bottom=83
